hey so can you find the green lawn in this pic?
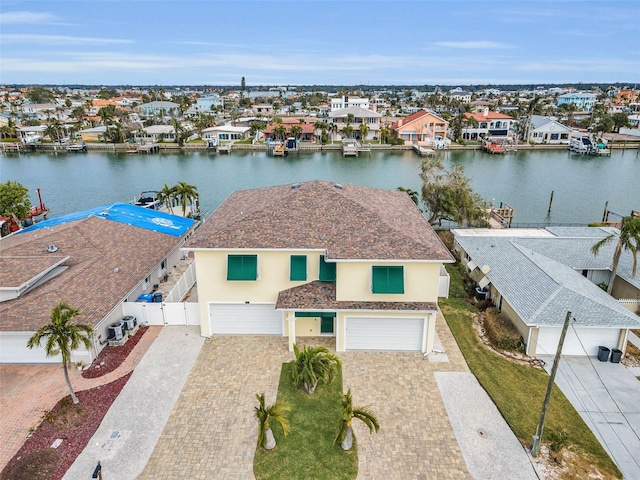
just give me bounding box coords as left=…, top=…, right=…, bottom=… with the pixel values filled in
left=253, top=363, right=357, bottom=480
left=441, top=262, right=621, bottom=478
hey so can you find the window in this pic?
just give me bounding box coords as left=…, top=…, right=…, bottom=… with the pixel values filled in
left=227, top=255, right=258, bottom=280
left=550, top=133, right=559, bottom=140
left=319, top=255, right=336, bottom=281
left=290, top=255, right=307, bottom=281
left=372, top=266, right=404, bottom=294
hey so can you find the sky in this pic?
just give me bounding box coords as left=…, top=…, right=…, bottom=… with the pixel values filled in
left=0, top=0, right=639, bottom=87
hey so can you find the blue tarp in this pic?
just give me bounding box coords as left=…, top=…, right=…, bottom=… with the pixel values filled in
left=19, top=203, right=196, bottom=237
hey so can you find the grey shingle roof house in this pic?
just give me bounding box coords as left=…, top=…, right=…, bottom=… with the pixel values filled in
left=453, top=228, right=640, bottom=356
left=185, top=180, right=453, bottom=353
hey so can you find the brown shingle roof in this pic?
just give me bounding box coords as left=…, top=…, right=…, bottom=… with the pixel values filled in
left=186, top=180, right=453, bottom=261
left=0, top=217, right=181, bottom=332
left=276, top=281, right=437, bottom=311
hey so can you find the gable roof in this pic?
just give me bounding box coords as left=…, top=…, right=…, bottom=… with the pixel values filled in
left=391, top=110, right=447, bottom=130
left=328, top=106, right=381, bottom=119
left=530, top=115, right=572, bottom=131
left=466, top=111, right=514, bottom=122
left=0, top=215, right=186, bottom=331
left=186, top=180, right=453, bottom=262
left=453, top=229, right=640, bottom=329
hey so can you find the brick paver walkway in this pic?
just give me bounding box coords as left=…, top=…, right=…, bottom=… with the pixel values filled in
left=139, top=311, right=472, bottom=479
left=0, top=326, right=161, bottom=470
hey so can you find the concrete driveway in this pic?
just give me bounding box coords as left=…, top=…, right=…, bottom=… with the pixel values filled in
left=540, top=355, right=640, bottom=479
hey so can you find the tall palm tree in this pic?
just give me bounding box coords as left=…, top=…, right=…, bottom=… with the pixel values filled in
left=334, top=388, right=379, bottom=451
left=359, top=122, right=369, bottom=142
left=591, top=216, right=640, bottom=294
left=172, top=181, right=199, bottom=217
left=273, top=124, right=287, bottom=142
left=254, top=393, right=290, bottom=450
left=290, top=124, right=303, bottom=140
left=157, top=183, right=176, bottom=213
left=27, top=302, right=93, bottom=404
left=289, top=344, right=340, bottom=394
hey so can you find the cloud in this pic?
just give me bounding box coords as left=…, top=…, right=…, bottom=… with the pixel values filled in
left=0, top=11, right=59, bottom=24
left=435, top=41, right=513, bottom=49
left=1, top=34, right=133, bottom=45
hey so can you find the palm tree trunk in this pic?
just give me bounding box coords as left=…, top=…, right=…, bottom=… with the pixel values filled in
left=265, top=427, right=276, bottom=450
left=341, top=425, right=354, bottom=451
left=63, top=363, right=79, bottom=404
left=607, top=241, right=623, bottom=294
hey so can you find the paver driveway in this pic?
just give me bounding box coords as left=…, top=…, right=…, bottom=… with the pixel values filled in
left=139, top=317, right=472, bottom=479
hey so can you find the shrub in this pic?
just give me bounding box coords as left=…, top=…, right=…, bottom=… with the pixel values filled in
left=476, top=299, right=492, bottom=311
left=483, top=307, right=523, bottom=352
left=548, top=429, right=570, bottom=453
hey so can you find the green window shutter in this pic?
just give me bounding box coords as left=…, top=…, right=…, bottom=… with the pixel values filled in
left=372, top=266, right=404, bottom=294
left=227, top=255, right=257, bottom=280
left=319, top=255, right=336, bottom=281
left=290, top=255, right=307, bottom=281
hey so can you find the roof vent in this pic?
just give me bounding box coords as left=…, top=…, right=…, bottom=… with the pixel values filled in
left=291, top=183, right=301, bottom=189
left=47, top=244, right=58, bottom=253
left=334, top=183, right=343, bottom=189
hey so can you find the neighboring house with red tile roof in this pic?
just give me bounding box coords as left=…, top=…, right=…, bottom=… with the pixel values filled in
left=0, top=204, right=197, bottom=364
left=391, top=110, right=449, bottom=147
left=264, top=123, right=316, bottom=142
left=462, top=108, right=517, bottom=141
left=184, top=181, right=454, bottom=353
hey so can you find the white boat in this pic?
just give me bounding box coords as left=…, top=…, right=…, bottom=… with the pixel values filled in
left=22, top=132, right=42, bottom=145
left=569, top=134, right=596, bottom=154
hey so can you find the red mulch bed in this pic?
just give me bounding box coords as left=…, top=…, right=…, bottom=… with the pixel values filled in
left=81, top=326, right=148, bottom=379
left=1, top=373, right=132, bottom=480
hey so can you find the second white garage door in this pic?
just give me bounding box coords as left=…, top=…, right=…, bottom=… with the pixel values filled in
left=209, top=303, right=283, bottom=335
left=345, top=317, right=424, bottom=351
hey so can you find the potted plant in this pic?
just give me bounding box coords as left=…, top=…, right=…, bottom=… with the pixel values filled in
left=75, top=360, right=85, bottom=371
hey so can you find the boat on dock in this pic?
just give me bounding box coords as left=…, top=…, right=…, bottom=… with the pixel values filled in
left=0, top=188, right=49, bottom=237
left=134, top=191, right=162, bottom=210
left=66, top=142, right=87, bottom=153
left=569, top=133, right=610, bottom=156
left=482, top=138, right=505, bottom=154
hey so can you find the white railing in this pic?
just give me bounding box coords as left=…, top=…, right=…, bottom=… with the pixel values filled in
left=166, top=262, right=196, bottom=302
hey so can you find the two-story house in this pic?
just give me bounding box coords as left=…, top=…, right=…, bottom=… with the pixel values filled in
left=462, top=109, right=517, bottom=141
left=184, top=181, right=454, bottom=353
left=328, top=106, right=381, bottom=141
left=391, top=110, right=449, bottom=147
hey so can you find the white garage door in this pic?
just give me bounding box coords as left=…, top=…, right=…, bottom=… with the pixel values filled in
left=536, top=327, right=620, bottom=356
left=345, top=317, right=424, bottom=351
left=0, top=333, right=61, bottom=363
left=209, top=303, right=283, bottom=335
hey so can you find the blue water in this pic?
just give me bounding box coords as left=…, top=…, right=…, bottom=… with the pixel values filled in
left=1, top=148, right=638, bottom=225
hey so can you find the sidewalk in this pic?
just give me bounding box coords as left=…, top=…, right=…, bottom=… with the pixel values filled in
left=63, top=326, right=204, bottom=480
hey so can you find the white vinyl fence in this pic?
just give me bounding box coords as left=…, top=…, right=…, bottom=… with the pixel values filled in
left=122, top=263, right=200, bottom=326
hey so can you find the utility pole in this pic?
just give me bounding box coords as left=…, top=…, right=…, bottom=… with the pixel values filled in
left=531, top=310, right=572, bottom=456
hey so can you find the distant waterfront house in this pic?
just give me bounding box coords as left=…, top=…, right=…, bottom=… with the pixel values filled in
left=557, top=92, right=597, bottom=112
left=78, top=125, right=107, bottom=142
left=391, top=110, right=449, bottom=146
left=20, top=103, right=64, bottom=121
left=195, top=93, right=223, bottom=112
left=264, top=123, right=316, bottom=142
left=137, top=101, right=180, bottom=118
left=200, top=125, right=249, bottom=145
left=183, top=181, right=454, bottom=353
left=449, top=90, right=472, bottom=103
left=462, top=109, right=516, bottom=141
left=527, top=115, right=572, bottom=144
left=254, top=104, right=274, bottom=116
left=453, top=227, right=640, bottom=357
left=328, top=106, right=381, bottom=140
left=140, top=125, right=176, bottom=142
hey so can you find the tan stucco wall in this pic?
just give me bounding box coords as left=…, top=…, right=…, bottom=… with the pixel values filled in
left=295, top=317, right=320, bottom=336
left=336, top=261, right=441, bottom=302
left=612, top=277, right=640, bottom=313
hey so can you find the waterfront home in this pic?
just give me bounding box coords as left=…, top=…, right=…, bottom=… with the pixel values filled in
left=263, top=122, right=315, bottom=142
left=184, top=180, right=453, bottom=353
left=0, top=204, right=197, bottom=364
left=330, top=95, right=370, bottom=111
left=449, top=90, right=472, bottom=103
left=391, top=109, right=449, bottom=147
left=527, top=115, right=572, bottom=144
left=462, top=109, right=517, bottom=141
left=452, top=227, right=640, bottom=357
left=77, top=125, right=107, bottom=142
left=20, top=103, right=64, bottom=121
left=195, top=93, right=223, bottom=112
left=200, top=125, right=250, bottom=145
left=140, top=125, right=176, bottom=142
left=328, top=106, right=381, bottom=141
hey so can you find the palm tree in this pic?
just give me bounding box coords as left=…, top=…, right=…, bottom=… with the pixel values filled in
left=273, top=124, right=287, bottom=142
left=342, top=124, right=354, bottom=139
left=172, top=181, right=199, bottom=217
left=27, top=302, right=93, bottom=404
left=289, top=344, right=340, bottom=394
left=290, top=125, right=303, bottom=141
left=334, top=388, right=379, bottom=451
left=379, top=124, right=391, bottom=144
left=157, top=183, right=176, bottom=213
left=359, top=122, right=369, bottom=142
left=591, top=216, right=640, bottom=294
left=254, top=393, right=290, bottom=450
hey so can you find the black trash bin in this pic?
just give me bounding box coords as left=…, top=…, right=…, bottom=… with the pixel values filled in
left=597, top=346, right=610, bottom=362
left=610, top=348, right=622, bottom=363
left=152, top=292, right=163, bottom=303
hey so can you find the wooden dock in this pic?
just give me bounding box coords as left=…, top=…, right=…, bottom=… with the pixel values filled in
left=1, top=142, right=23, bottom=154
left=341, top=139, right=370, bottom=157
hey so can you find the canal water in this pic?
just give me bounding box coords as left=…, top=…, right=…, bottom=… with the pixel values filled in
left=1, top=148, right=638, bottom=225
